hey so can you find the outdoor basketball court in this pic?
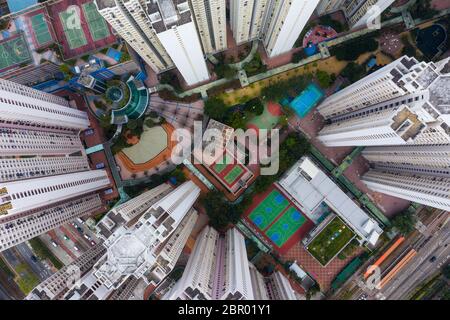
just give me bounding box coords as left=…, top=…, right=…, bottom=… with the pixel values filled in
left=30, top=13, right=53, bottom=46
left=265, top=207, right=307, bottom=247
left=82, top=2, right=110, bottom=41
left=0, top=34, right=32, bottom=72
left=59, top=8, right=88, bottom=49
left=248, top=189, right=290, bottom=230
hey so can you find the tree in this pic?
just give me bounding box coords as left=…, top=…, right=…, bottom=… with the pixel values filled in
left=145, top=118, right=155, bottom=128
left=332, top=35, right=379, bottom=61
left=59, top=64, right=71, bottom=74
left=316, top=70, right=333, bottom=89
left=99, top=114, right=112, bottom=128
left=443, top=264, right=450, bottom=280
left=391, top=210, right=417, bottom=235
left=215, top=63, right=237, bottom=79
left=202, top=191, right=240, bottom=230
left=204, top=97, right=229, bottom=121
left=340, top=62, right=366, bottom=83
left=245, top=98, right=264, bottom=116
left=292, top=50, right=306, bottom=64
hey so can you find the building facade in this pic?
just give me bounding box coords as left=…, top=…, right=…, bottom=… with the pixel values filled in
left=94, top=0, right=174, bottom=73
left=189, top=0, right=227, bottom=54
left=148, top=0, right=210, bottom=85
left=60, top=181, right=200, bottom=300
left=262, top=0, right=320, bottom=57
left=316, top=0, right=395, bottom=29
left=317, top=56, right=450, bottom=211
left=164, top=226, right=254, bottom=300
left=230, top=0, right=269, bottom=45
left=0, top=78, right=110, bottom=252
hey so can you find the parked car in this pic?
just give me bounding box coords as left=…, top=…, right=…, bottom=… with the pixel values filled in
left=95, top=162, right=105, bottom=169
left=73, top=246, right=79, bottom=251
left=63, top=235, right=70, bottom=241
left=51, top=240, right=58, bottom=248
left=429, top=256, right=437, bottom=263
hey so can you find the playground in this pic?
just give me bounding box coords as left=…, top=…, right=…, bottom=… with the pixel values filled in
left=122, top=126, right=168, bottom=164
left=0, top=33, right=32, bottom=73
left=246, top=186, right=313, bottom=252
left=247, top=101, right=282, bottom=134
left=302, top=25, right=338, bottom=47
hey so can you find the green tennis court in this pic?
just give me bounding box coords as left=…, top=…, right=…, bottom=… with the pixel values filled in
left=31, top=13, right=52, bottom=46
left=213, top=153, right=232, bottom=174
left=265, top=207, right=306, bottom=247
left=82, top=2, right=110, bottom=41
left=248, top=190, right=289, bottom=230
left=224, top=165, right=244, bottom=185
left=59, top=8, right=87, bottom=49
left=0, top=35, right=32, bottom=71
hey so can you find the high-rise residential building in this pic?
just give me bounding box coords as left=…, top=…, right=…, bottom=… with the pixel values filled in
left=94, top=0, right=174, bottom=73
left=362, top=144, right=450, bottom=177
left=26, top=243, right=107, bottom=300
left=248, top=264, right=298, bottom=300
left=164, top=226, right=254, bottom=300
left=60, top=181, right=200, bottom=300
left=344, top=0, right=395, bottom=29
left=148, top=0, right=210, bottom=85
left=316, top=0, right=395, bottom=29
left=317, top=56, right=450, bottom=147
left=262, top=0, right=320, bottom=57
left=189, top=0, right=227, bottom=54
left=316, top=0, right=345, bottom=15
left=362, top=170, right=450, bottom=211
left=316, top=56, right=450, bottom=211
left=230, top=0, right=269, bottom=45
left=0, top=79, right=111, bottom=252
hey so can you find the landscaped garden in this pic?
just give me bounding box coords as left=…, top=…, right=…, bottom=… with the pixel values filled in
left=306, top=216, right=356, bottom=266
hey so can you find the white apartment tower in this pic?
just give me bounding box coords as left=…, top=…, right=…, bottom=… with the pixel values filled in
left=362, top=171, right=450, bottom=211
left=318, top=56, right=450, bottom=147
left=148, top=0, right=210, bottom=85
left=62, top=181, right=200, bottom=300
left=0, top=78, right=110, bottom=252
left=94, top=0, right=174, bottom=73
left=316, top=0, right=395, bottom=29
left=317, top=56, right=450, bottom=211
left=164, top=226, right=254, bottom=300
left=189, top=0, right=227, bottom=54
left=26, top=243, right=107, bottom=300
left=262, top=0, right=320, bottom=57
left=230, top=0, right=269, bottom=45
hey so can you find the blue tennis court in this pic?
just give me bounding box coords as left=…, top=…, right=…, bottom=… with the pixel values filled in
left=289, top=84, right=323, bottom=118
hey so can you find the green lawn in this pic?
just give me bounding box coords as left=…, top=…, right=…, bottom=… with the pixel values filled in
left=0, top=257, right=14, bottom=278
left=15, top=263, right=39, bottom=295
left=307, top=216, right=355, bottom=266
left=29, top=238, right=63, bottom=269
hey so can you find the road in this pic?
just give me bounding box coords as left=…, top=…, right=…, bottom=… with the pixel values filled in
left=15, top=243, right=52, bottom=281
left=379, top=220, right=449, bottom=300
left=0, top=283, right=10, bottom=300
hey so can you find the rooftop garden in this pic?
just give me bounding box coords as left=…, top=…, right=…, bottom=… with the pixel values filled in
left=306, top=216, right=356, bottom=266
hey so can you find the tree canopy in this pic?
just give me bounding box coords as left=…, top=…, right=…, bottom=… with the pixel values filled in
left=391, top=210, right=417, bottom=235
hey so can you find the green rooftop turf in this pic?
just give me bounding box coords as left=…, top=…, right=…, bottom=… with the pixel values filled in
left=224, top=165, right=244, bottom=184
left=306, top=216, right=355, bottom=266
